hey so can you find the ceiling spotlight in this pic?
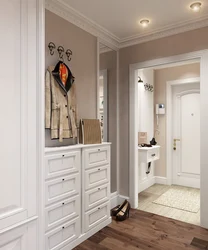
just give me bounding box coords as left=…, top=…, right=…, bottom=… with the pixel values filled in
left=190, top=2, right=202, bottom=12
left=140, top=19, right=150, bottom=27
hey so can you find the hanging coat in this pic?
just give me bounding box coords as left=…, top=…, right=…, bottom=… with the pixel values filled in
left=45, top=61, right=78, bottom=142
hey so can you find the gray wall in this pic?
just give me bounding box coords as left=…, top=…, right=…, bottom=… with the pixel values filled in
left=119, top=26, right=208, bottom=196
left=100, top=51, right=117, bottom=192
left=45, top=10, right=97, bottom=147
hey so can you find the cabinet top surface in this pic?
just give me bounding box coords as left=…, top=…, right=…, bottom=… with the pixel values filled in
left=138, top=145, right=160, bottom=151
left=45, top=142, right=111, bottom=153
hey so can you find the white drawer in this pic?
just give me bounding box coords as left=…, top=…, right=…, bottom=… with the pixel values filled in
left=45, top=195, right=80, bottom=231
left=45, top=217, right=80, bottom=250
left=45, top=151, right=80, bottom=180
left=85, top=183, right=110, bottom=211
left=84, top=202, right=110, bottom=232
left=147, top=148, right=160, bottom=162
left=83, top=146, right=110, bottom=169
left=45, top=174, right=80, bottom=205
left=85, top=165, right=110, bottom=190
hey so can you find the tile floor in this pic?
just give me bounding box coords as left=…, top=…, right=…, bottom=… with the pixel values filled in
left=137, top=184, right=200, bottom=226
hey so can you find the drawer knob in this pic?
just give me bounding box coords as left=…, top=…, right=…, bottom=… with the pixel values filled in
left=98, top=168, right=101, bottom=171
left=62, top=179, right=65, bottom=181
left=151, top=154, right=156, bottom=157
left=98, top=188, right=101, bottom=190
left=62, top=155, right=65, bottom=157
left=62, top=203, right=65, bottom=205
left=98, top=207, right=100, bottom=210
left=98, top=149, right=100, bottom=151
left=62, top=226, right=65, bottom=229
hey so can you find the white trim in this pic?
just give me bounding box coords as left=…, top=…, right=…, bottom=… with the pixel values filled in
left=155, top=177, right=168, bottom=185
left=45, top=0, right=208, bottom=49
left=129, top=49, right=208, bottom=228
left=116, top=50, right=120, bottom=194
left=37, top=0, right=45, bottom=249
left=166, top=77, right=200, bottom=186
left=45, top=0, right=120, bottom=49
left=119, top=16, right=208, bottom=48
left=138, top=176, right=156, bottom=194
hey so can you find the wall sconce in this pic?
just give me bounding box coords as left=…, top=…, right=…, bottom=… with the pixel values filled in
left=144, top=83, right=154, bottom=92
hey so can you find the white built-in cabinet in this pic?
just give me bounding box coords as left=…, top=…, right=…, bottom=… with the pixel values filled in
left=0, top=0, right=40, bottom=249
left=44, top=143, right=111, bottom=250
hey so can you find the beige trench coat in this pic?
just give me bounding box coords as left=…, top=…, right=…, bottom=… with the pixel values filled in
left=45, top=63, right=78, bottom=142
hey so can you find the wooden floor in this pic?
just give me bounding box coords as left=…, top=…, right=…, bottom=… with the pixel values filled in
left=74, top=209, right=208, bottom=250
left=138, top=184, right=200, bottom=226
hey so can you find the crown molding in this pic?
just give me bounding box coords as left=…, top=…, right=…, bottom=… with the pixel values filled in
left=45, top=0, right=120, bottom=49
left=119, top=16, right=208, bottom=48
left=45, top=0, right=208, bottom=50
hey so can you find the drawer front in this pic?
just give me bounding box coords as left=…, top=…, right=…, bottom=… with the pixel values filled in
left=85, top=183, right=110, bottom=211
left=45, top=151, right=80, bottom=180
left=84, top=202, right=110, bottom=232
left=84, top=146, right=110, bottom=169
left=45, top=217, right=80, bottom=250
left=85, top=165, right=110, bottom=190
left=45, top=196, right=80, bottom=231
left=45, top=174, right=80, bottom=205
left=147, top=148, right=160, bottom=162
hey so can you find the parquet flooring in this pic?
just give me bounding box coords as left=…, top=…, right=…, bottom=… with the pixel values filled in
left=74, top=209, right=208, bottom=250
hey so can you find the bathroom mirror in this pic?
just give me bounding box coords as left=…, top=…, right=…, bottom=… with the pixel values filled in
left=98, top=40, right=118, bottom=193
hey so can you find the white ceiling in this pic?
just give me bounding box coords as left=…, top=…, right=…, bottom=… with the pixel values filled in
left=60, top=0, right=208, bottom=40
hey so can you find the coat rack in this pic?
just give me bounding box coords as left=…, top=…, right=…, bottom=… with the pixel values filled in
left=48, top=42, right=72, bottom=62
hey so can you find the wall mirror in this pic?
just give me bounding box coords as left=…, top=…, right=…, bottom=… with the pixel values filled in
left=98, top=40, right=118, bottom=193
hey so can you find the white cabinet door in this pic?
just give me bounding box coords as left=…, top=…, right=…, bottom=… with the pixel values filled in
left=0, top=0, right=38, bottom=230
left=0, top=221, right=37, bottom=250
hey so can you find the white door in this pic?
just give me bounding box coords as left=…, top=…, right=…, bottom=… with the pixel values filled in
left=172, top=82, right=200, bottom=188
left=0, top=0, right=38, bottom=231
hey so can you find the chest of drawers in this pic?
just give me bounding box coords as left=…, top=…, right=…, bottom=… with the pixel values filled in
left=44, top=143, right=111, bottom=250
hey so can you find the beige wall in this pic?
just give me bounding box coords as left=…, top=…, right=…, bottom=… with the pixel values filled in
left=45, top=10, right=97, bottom=147
left=119, top=26, right=208, bottom=196
left=154, top=63, right=200, bottom=177
left=100, top=51, right=117, bottom=192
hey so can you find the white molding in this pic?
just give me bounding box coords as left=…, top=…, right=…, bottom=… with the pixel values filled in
left=45, top=0, right=120, bottom=49
left=155, top=177, right=168, bottom=185
left=129, top=49, right=208, bottom=228
left=166, top=77, right=200, bottom=187
left=119, top=16, right=208, bottom=48
left=118, top=195, right=130, bottom=205
left=45, top=0, right=208, bottom=49
left=138, top=176, right=156, bottom=194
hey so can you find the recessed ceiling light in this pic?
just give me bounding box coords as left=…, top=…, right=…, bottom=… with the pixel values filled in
left=140, top=19, right=150, bottom=27
left=190, top=2, right=202, bottom=12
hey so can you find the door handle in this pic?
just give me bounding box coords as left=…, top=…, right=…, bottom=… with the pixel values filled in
left=173, top=139, right=180, bottom=150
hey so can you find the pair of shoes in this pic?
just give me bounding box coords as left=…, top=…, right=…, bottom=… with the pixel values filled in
left=111, top=199, right=128, bottom=216
left=116, top=201, right=131, bottom=221
left=111, top=200, right=131, bottom=221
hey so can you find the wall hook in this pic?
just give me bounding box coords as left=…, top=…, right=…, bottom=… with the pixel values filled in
left=66, top=49, right=72, bottom=61
left=57, top=46, right=65, bottom=61
left=48, top=42, right=56, bottom=55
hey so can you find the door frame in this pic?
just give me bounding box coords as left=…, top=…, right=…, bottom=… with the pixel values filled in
left=129, top=49, right=208, bottom=228
left=166, top=77, right=200, bottom=186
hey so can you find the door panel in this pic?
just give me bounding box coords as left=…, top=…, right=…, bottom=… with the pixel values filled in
left=181, top=93, right=200, bottom=175
left=172, top=82, right=200, bottom=188
left=0, top=0, right=38, bottom=230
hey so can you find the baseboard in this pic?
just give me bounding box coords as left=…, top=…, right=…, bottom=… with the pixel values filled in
left=138, top=176, right=156, bottom=193
left=155, top=176, right=168, bottom=185
left=118, top=195, right=130, bottom=205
